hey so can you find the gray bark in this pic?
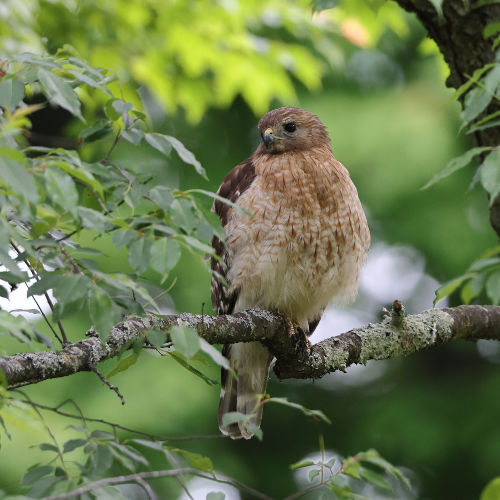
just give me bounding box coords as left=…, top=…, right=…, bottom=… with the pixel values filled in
left=2, top=305, right=500, bottom=387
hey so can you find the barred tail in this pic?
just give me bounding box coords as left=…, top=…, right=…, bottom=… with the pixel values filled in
left=218, top=342, right=273, bottom=440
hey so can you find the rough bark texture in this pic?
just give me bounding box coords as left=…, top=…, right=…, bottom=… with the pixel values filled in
left=2, top=305, right=500, bottom=388
left=395, top=0, right=500, bottom=236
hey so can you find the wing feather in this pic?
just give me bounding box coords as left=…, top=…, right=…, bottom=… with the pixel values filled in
left=210, top=157, right=256, bottom=315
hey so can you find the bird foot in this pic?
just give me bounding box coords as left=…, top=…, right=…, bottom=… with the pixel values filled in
left=285, top=319, right=311, bottom=356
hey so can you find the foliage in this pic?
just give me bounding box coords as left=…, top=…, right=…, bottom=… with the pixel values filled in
left=0, top=52, right=412, bottom=499
left=0, top=51, right=223, bottom=347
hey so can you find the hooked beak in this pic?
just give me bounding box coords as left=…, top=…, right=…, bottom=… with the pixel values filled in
left=263, top=127, right=274, bottom=147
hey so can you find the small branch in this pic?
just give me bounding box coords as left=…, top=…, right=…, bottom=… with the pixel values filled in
left=88, top=361, right=125, bottom=405
left=1, top=305, right=500, bottom=388
left=43, top=468, right=276, bottom=500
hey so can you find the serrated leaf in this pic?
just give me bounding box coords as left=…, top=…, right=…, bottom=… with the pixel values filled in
left=45, top=167, right=78, bottom=213
left=462, top=65, right=500, bottom=124
left=170, top=326, right=200, bottom=359
left=170, top=198, right=199, bottom=233
left=480, top=149, right=500, bottom=204
left=38, top=68, right=83, bottom=121
left=0, top=77, right=25, bottom=110
left=112, top=229, right=136, bottom=248
left=422, top=147, right=491, bottom=189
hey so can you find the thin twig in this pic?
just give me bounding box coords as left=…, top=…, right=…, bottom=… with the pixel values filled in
left=88, top=361, right=126, bottom=405
left=9, top=240, right=66, bottom=346
left=136, top=477, right=157, bottom=500
left=13, top=394, right=227, bottom=442
left=175, top=476, right=195, bottom=500
left=101, top=131, right=121, bottom=163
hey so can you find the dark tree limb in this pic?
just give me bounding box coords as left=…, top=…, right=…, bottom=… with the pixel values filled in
left=1, top=305, right=500, bottom=388
left=394, top=0, right=500, bottom=237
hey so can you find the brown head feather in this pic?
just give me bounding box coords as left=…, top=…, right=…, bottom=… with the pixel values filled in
left=256, top=106, right=331, bottom=154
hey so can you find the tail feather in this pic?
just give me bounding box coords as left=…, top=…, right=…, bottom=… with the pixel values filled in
left=218, top=342, right=272, bottom=439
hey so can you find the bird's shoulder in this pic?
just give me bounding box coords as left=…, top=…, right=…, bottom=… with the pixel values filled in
left=213, top=156, right=257, bottom=227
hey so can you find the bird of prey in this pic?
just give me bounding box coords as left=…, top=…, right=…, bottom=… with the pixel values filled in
left=211, top=107, right=370, bottom=439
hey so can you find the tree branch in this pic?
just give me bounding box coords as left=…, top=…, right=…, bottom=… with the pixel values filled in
left=394, top=0, right=500, bottom=237
left=1, top=305, right=500, bottom=388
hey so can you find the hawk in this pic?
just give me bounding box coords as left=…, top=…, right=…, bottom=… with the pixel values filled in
left=211, top=107, right=370, bottom=439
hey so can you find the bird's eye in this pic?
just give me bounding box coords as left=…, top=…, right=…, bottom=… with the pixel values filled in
left=284, top=122, right=296, bottom=133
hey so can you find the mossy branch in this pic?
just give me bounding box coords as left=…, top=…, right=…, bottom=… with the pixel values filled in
left=1, top=304, right=500, bottom=388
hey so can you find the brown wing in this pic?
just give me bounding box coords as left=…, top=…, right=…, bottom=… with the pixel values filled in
left=210, top=156, right=256, bottom=315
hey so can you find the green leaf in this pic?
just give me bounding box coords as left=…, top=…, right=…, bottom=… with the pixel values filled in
left=0, top=77, right=25, bottom=111
left=45, top=167, right=79, bottom=213
left=486, top=270, right=500, bottom=304
left=434, top=274, right=475, bottom=305
left=121, top=127, right=144, bottom=146
left=170, top=326, right=200, bottom=358
left=78, top=207, right=109, bottom=233
left=63, top=438, right=87, bottom=453
left=447, top=63, right=496, bottom=103
left=221, top=411, right=248, bottom=427
left=480, top=150, right=500, bottom=204
left=422, top=147, right=491, bottom=189
left=483, top=22, right=500, bottom=39
left=150, top=238, right=181, bottom=277
left=172, top=448, right=214, bottom=473
left=0, top=155, right=40, bottom=203
left=129, top=237, right=151, bottom=274
left=38, top=443, right=58, bottom=452
left=462, top=65, right=500, bottom=124
left=145, top=133, right=173, bottom=156
left=149, top=186, right=175, bottom=211
left=309, top=469, right=321, bottom=482
left=79, top=119, right=113, bottom=142
left=199, top=338, right=230, bottom=370
left=88, top=287, right=115, bottom=340
left=38, top=68, right=83, bottom=121
left=107, top=351, right=141, bottom=378
left=359, top=468, right=392, bottom=491
left=170, top=198, right=199, bottom=233
left=146, top=329, right=166, bottom=347
left=267, top=397, right=332, bottom=424
left=22, top=465, right=53, bottom=486
left=290, top=460, right=316, bottom=470
left=112, top=229, right=137, bottom=248
left=480, top=477, right=500, bottom=500
left=165, top=135, right=207, bottom=178
left=206, top=493, right=225, bottom=500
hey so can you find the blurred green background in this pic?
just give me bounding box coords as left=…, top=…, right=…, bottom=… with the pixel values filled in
left=1, top=1, right=499, bottom=499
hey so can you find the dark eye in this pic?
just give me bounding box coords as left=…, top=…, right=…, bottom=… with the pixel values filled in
left=284, top=122, right=296, bottom=133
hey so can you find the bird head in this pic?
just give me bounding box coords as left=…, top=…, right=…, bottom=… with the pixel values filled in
left=257, top=107, right=331, bottom=154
